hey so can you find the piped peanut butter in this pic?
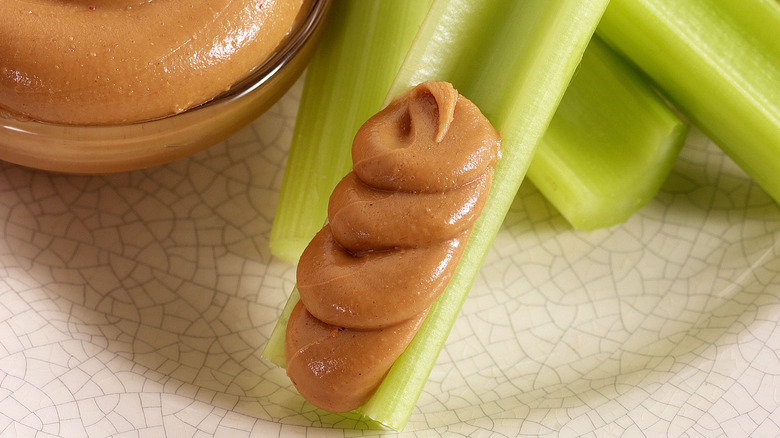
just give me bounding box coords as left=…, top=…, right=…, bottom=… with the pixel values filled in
left=0, top=0, right=304, bottom=124
left=286, top=81, right=501, bottom=412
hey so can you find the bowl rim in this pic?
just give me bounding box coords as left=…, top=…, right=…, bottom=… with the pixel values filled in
left=191, top=0, right=330, bottom=119
left=0, top=0, right=331, bottom=173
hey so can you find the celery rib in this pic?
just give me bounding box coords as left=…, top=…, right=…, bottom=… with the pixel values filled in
left=360, top=1, right=610, bottom=428
left=596, top=0, right=780, bottom=205
left=528, top=36, right=687, bottom=230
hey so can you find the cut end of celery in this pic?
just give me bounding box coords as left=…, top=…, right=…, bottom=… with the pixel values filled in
left=532, top=119, right=688, bottom=231
left=528, top=36, right=688, bottom=230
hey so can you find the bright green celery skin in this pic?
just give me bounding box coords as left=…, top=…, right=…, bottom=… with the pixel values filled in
left=268, top=0, right=433, bottom=263
left=262, top=0, right=607, bottom=430
left=528, top=36, right=687, bottom=230
left=597, top=0, right=780, bottom=205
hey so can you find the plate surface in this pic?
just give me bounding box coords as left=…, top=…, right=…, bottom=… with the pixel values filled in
left=1, top=79, right=779, bottom=437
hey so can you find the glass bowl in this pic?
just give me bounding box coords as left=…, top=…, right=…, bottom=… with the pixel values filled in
left=0, top=0, right=330, bottom=174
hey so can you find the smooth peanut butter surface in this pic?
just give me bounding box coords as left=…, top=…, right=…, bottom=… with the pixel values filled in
left=0, top=0, right=304, bottom=124
left=286, top=81, right=501, bottom=413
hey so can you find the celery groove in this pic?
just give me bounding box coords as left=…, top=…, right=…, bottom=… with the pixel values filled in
left=597, top=0, right=780, bottom=205
left=528, top=36, right=687, bottom=230
left=264, top=0, right=609, bottom=430
left=269, top=0, right=433, bottom=263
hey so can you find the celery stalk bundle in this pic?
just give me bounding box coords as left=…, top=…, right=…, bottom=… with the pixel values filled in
left=597, top=0, right=780, bottom=204
left=264, top=0, right=609, bottom=430
left=259, top=0, right=780, bottom=430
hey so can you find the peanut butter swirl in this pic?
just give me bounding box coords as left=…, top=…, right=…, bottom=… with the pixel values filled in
left=285, top=81, right=501, bottom=413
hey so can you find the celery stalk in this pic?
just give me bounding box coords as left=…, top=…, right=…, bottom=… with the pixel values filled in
left=527, top=36, right=687, bottom=230
left=362, top=1, right=608, bottom=428
left=264, top=0, right=609, bottom=430
left=269, top=0, right=433, bottom=263
left=597, top=0, right=780, bottom=204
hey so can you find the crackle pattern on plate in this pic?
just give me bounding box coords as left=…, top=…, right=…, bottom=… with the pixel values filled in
left=1, top=79, right=779, bottom=437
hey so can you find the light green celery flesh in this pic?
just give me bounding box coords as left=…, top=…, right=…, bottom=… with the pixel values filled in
left=268, top=0, right=433, bottom=263
left=527, top=36, right=687, bottom=230
left=597, top=0, right=780, bottom=204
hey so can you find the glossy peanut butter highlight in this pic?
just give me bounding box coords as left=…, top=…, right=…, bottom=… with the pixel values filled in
left=0, top=0, right=304, bottom=124
left=286, top=81, right=501, bottom=412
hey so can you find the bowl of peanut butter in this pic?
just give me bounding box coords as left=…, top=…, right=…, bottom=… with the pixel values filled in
left=0, top=0, right=329, bottom=173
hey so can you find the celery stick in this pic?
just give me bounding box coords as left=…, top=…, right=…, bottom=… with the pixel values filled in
left=597, top=0, right=780, bottom=204
left=365, top=1, right=609, bottom=428
left=269, top=0, right=433, bottom=263
left=362, top=1, right=607, bottom=428
left=264, top=0, right=609, bottom=430
left=528, top=36, right=687, bottom=230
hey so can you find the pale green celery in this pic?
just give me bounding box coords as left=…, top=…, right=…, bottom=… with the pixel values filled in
left=263, top=288, right=298, bottom=367
left=597, top=0, right=780, bottom=204
left=264, top=0, right=609, bottom=430
left=528, top=36, right=687, bottom=230
left=269, top=0, right=433, bottom=263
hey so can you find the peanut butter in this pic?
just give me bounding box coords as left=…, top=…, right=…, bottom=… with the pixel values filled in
left=0, top=0, right=304, bottom=125
left=286, top=81, right=501, bottom=412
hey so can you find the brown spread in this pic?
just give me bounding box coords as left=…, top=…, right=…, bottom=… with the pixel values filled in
left=0, top=0, right=304, bottom=125
left=285, top=81, right=501, bottom=412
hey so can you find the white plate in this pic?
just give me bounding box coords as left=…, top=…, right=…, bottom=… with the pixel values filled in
left=1, top=78, right=779, bottom=437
